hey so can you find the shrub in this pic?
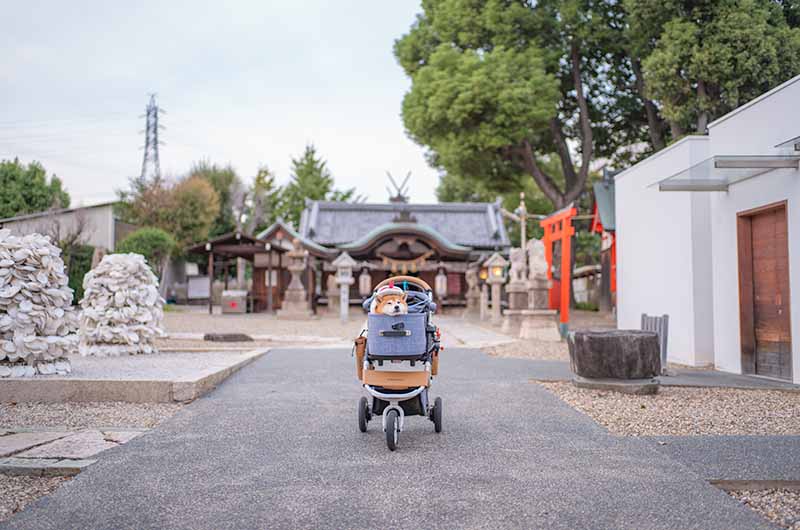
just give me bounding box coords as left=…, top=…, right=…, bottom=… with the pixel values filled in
left=116, top=227, right=176, bottom=276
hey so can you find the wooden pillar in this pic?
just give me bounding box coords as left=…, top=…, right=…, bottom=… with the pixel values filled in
left=208, top=250, right=214, bottom=315
left=560, top=226, right=572, bottom=326
left=266, top=250, right=273, bottom=313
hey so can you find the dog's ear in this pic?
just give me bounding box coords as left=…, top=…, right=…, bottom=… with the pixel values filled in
left=401, top=292, right=408, bottom=302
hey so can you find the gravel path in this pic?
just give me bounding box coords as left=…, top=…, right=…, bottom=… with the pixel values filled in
left=0, top=402, right=181, bottom=429
left=729, top=489, right=800, bottom=529
left=0, top=476, right=69, bottom=523
left=540, top=382, right=800, bottom=436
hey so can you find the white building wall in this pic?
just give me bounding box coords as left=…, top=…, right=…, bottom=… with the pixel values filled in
left=707, top=77, right=800, bottom=383
left=615, top=136, right=711, bottom=366
left=0, top=204, right=116, bottom=250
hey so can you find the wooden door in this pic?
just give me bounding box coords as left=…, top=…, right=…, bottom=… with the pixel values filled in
left=738, top=202, right=792, bottom=380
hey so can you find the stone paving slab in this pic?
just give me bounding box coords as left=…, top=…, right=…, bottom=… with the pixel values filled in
left=3, top=348, right=775, bottom=529
left=0, top=433, right=69, bottom=458
left=17, top=431, right=120, bottom=460
left=0, top=457, right=96, bottom=477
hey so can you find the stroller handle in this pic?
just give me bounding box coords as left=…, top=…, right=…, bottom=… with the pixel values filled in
left=375, top=275, right=432, bottom=293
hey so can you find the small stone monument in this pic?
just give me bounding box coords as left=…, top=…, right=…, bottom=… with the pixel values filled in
left=332, top=252, right=357, bottom=322
left=527, top=238, right=550, bottom=309
left=484, top=253, right=508, bottom=325
left=517, top=238, right=558, bottom=340
left=326, top=272, right=339, bottom=315
left=277, top=239, right=313, bottom=318
left=464, top=267, right=480, bottom=317
left=358, top=268, right=372, bottom=298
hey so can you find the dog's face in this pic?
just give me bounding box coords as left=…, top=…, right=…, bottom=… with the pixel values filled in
left=375, top=293, right=408, bottom=315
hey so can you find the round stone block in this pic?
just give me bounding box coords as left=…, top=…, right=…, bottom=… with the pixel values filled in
left=568, top=330, right=661, bottom=380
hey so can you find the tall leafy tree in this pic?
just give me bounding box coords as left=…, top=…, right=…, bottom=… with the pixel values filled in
left=188, top=160, right=241, bottom=237
left=632, top=0, right=800, bottom=134
left=279, top=144, right=357, bottom=228
left=0, top=158, right=70, bottom=219
left=396, top=0, right=634, bottom=209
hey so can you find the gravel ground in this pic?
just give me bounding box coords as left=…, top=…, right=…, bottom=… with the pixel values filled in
left=155, top=339, right=289, bottom=350
left=0, top=402, right=181, bottom=429
left=485, top=338, right=569, bottom=360
left=481, top=310, right=615, bottom=361
left=163, top=310, right=365, bottom=339
left=729, top=489, right=800, bottom=529
left=539, top=382, right=800, bottom=436
left=0, top=475, right=69, bottom=523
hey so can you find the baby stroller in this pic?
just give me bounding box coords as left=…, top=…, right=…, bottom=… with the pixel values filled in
left=354, top=276, right=442, bottom=451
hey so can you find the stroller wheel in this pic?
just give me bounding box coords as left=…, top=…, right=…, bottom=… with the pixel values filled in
left=358, top=397, right=370, bottom=433
left=433, top=397, right=443, bottom=433
left=385, top=409, right=399, bottom=451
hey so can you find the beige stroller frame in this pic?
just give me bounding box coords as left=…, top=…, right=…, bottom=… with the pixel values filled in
left=354, top=276, right=442, bottom=451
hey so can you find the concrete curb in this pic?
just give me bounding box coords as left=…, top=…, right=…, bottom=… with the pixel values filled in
left=0, top=457, right=97, bottom=477
left=0, top=349, right=269, bottom=404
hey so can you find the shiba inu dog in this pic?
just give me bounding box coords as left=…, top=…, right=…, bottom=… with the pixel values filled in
left=368, top=281, right=409, bottom=315
left=373, top=292, right=409, bottom=315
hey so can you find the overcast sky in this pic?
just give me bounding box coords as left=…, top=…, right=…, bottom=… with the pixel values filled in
left=0, top=1, right=440, bottom=206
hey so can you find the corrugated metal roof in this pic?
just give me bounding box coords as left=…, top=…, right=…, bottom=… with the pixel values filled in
left=300, top=200, right=510, bottom=250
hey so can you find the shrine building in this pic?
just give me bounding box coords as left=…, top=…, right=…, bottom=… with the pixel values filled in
left=291, top=198, right=511, bottom=307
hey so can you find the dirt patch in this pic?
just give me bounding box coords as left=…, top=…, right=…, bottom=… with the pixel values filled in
left=539, top=381, right=800, bottom=436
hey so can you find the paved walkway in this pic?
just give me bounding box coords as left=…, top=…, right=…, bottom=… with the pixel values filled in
left=3, top=349, right=776, bottom=529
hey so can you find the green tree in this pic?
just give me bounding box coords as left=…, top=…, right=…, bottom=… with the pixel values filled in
left=248, top=166, right=283, bottom=233
left=116, top=227, right=176, bottom=277
left=279, top=145, right=357, bottom=228
left=632, top=0, right=800, bottom=134
left=0, top=158, right=70, bottom=218
left=116, top=174, right=220, bottom=255
left=168, top=176, right=221, bottom=252
left=188, top=160, right=241, bottom=237
left=396, top=0, right=629, bottom=209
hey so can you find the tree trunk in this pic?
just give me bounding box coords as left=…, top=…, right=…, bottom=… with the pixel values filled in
left=632, top=59, right=666, bottom=150
left=669, top=120, right=685, bottom=139
left=696, top=80, right=709, bottom=133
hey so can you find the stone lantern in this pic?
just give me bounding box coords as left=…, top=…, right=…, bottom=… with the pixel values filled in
left=358, top=267, right=372, bottom=298
left=277, top=239, right=312, bottom=318
left=484, top=252, right=508, bottom=325
left=332, top=252, right=357, bottom=322
left=434, top=264, right=448, bottom=305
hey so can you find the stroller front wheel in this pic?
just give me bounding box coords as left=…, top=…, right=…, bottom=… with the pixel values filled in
left=358, top=397, right=370, bottom=433
left=385, top=409, right=399, bottom=451
left=432, top=397, right=443, bottom=433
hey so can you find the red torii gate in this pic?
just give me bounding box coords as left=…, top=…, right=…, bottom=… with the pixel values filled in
left=540, top=205, right=576, bottom=336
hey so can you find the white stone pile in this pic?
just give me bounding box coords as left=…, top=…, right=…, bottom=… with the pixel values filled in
left=79, top=253, right=165, bottom=356
left=0, top=230, right=78, bottom=377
